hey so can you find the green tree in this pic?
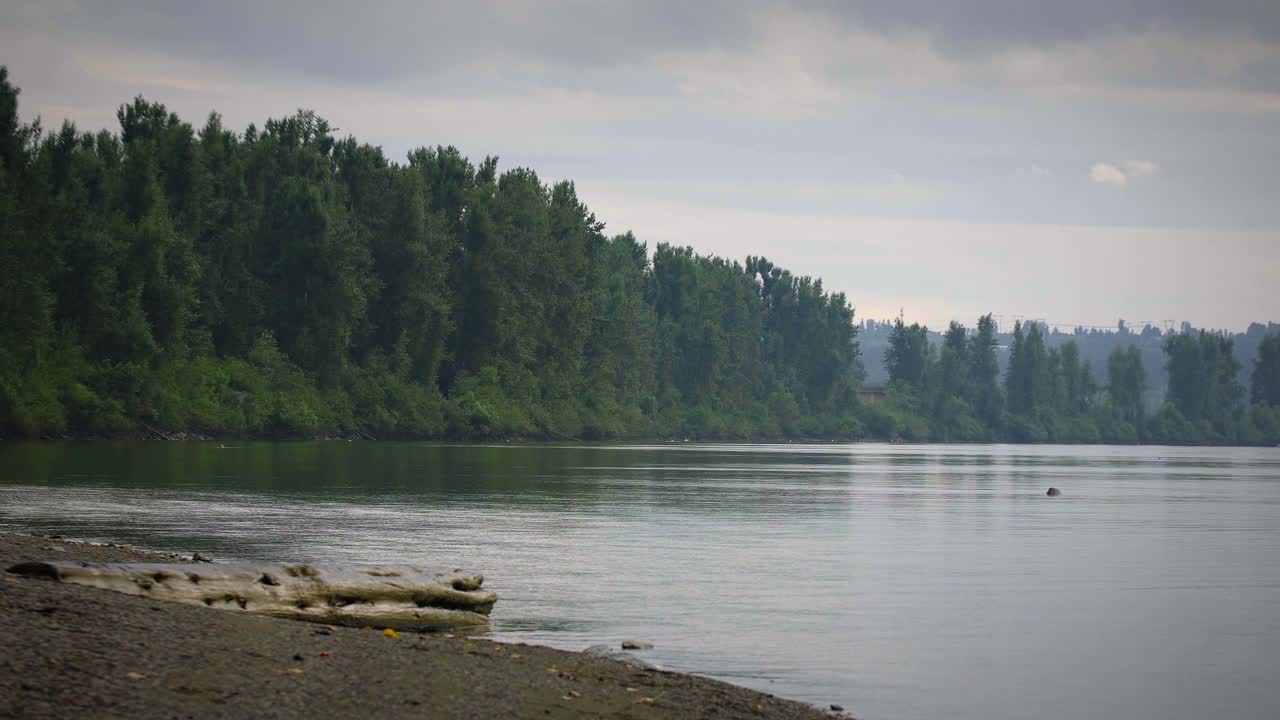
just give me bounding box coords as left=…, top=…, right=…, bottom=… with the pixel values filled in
left=1006, top=321, right=1049, bottom=416
left=1164, top=330, right=1243, bottom=437
left=937, top=322, right=969, bottom=399
left=4, top=66, right=1274, bottom=446
left=967, top=314, right=1002, bottom=427
left=884, top=318, right=930, bottom=388
left=1107, top=345, right=1146, bottom=430
left=1251, top=334, right=1280, bottom=407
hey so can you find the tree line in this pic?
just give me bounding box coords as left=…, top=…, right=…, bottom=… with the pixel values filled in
left=861, top=318, right=1278, bottom=403
left=1, top=68, right=1276, bottom=445
left=876, top=316, right=1280, bottom=445
left=0, top=68, right=862, bottom=440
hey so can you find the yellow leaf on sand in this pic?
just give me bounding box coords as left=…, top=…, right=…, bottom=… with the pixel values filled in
left=126, top=672, right=145, bottom=681
left=464, top=642, right=474, bottom=648
left=383, top=628, right=400, bottom=639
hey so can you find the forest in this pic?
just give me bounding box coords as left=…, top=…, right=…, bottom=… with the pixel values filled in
left=871, top=316, right=1280, bottom=445
left=1, top=67, right=1278, bottom=445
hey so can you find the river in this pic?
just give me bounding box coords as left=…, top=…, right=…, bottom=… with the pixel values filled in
left=2, top=442, right=1278, bottom=719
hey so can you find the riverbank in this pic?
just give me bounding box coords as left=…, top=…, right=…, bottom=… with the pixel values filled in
left=0, top=532, right=841, bottom=719
left=5, top=430, right=1275, bottom=448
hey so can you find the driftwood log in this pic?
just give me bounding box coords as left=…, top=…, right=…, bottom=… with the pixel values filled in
left=6, top=561, right=496, bottom=630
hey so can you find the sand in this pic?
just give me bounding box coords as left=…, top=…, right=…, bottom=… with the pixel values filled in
left=0, top=532, right=842, bottom=719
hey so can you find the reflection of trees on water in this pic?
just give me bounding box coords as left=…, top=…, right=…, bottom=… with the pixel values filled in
left=3, top=443, right=1275, bottom=545
left=0, top=442, right=862, bottom=518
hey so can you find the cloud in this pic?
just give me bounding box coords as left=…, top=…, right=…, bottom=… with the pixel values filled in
left=1090, top=159, right=1159, bottom=187
left=2, top=0, right=1278, bottom=235
left=816, top=1, right=1280, bottom=49
left=647, top=5, right=1280, bottom=117
left=1090, top=162, right=1129, bottom=186
left=8, top=1, right=1280, bottom=119
left=986, top=25, right=1280, bottom=111
left=1126, top=159, right=1158, bottom=177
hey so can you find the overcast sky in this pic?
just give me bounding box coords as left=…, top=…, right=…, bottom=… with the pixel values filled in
left=3, top=0, right=1278, bottom=331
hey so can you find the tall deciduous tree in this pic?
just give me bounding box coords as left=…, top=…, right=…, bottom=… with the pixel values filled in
left=1108, top=346, right=1146, bottom=428
left=885, top=317, right=930, bottom=388
left=1251, top=334, right=1280, bottom=407
left=967, top=314, right=1002, bottom=427
left=1164, top=330, right=1243, bottom=429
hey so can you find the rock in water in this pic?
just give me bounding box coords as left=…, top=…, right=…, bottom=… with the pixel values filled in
left=584, top=645, right=657, bottom=669
left=621, top=640, right=654, bottom=650
left=1046, top=487, right=1061, bottom=497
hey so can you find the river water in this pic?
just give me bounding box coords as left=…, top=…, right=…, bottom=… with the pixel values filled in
left=1, top=442, right=1278, bottom=719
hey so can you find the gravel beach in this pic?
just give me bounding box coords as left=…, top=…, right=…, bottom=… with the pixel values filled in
left=0, top=532, right=839, bottom=719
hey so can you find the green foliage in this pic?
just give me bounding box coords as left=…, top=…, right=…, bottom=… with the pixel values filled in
left=0, top=68, right=1270, bottom=446
left=1107, top=345, right=1146, bottom=435
left=1163, top=330, right=1243, bottom=439
left=860, top=314, right=1271, bottom=446
left=1239, top=404, right=1280, bottom=446
left=1006, top=321, right=1050, bottom=416
left=0, top=69, right=871, bottom=441
left=862, top=389, right=930, bottom=441
left=967, top=314, right=1002, bottom=429
left=885, top=318, right=930, bottom=388
left=1251, top=334, right=1280, bottom=407
left=1145, top=403, right=1200, bottom=446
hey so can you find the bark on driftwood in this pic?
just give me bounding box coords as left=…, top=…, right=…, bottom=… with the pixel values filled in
left=6, top=561, right=496, bottom=630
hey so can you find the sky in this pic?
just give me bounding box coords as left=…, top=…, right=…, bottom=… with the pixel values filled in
left=3, top=0, right=1278, bottom=331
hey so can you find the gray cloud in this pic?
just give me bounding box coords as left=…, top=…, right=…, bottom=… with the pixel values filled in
left=809, top=0, right=1280, bottom=47
left=21, top=1, right=754, bottom=90
left=13, top=1, right=1280, bottom=97
left=2, top=0, right=1277, bottom=327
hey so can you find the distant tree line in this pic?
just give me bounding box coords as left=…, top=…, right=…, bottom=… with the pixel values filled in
left=862, top=317, right=1279, bottom=400
left=874, top=316, right=1280, bottom=445
left=1, top=68, right=1276, bottom=445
